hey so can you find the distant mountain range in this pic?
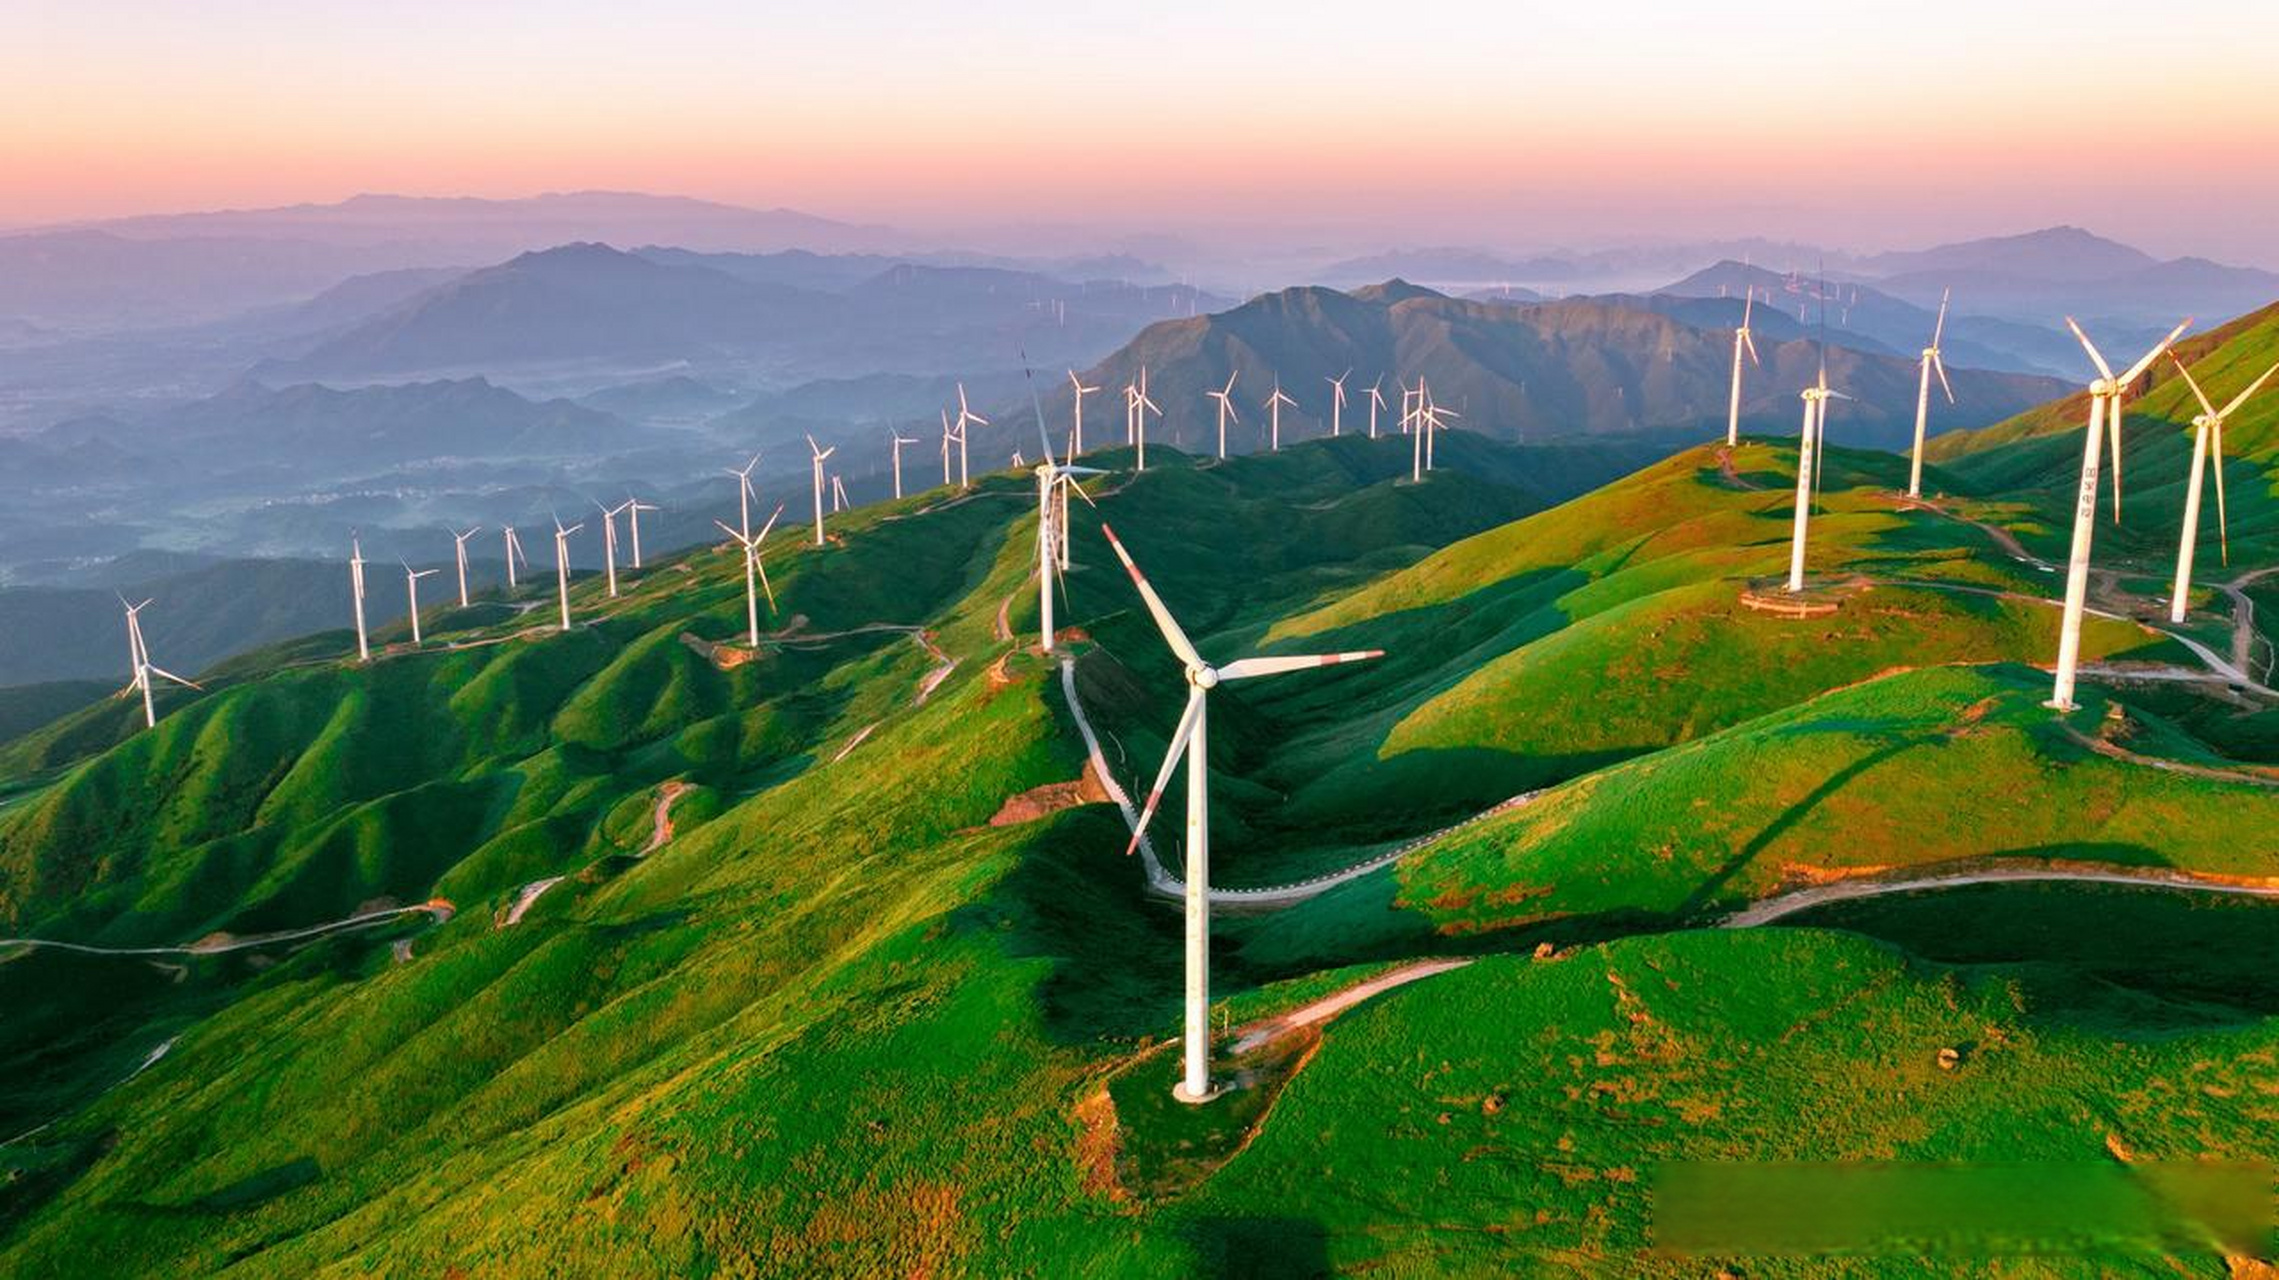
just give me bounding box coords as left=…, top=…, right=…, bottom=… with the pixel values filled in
left=1001, top=282, right=2067, bottom=454
left=259, top=242, right=1225, bottom=386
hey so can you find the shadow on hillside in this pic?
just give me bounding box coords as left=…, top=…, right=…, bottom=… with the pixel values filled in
left=1182, top=1214, right=1332, bottom=1279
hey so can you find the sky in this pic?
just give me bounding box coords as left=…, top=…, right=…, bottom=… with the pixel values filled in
left=7, top=0, right=2278, bottom=264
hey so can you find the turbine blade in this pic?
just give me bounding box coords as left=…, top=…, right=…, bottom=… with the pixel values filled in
left=714, top=519, right=749, bottom=545
left=758, top=503, right=785, bottom=542
left=2219, top=361, right=2279, bottom=420
left=145, top=664, right=203, bottom=690
left=756, top=556, right=778, bottom=610
left=2170, top=353, right=2219, bottom=420
left=2064, top=317, right=2116, bottom=382
left=1123, top=689, right=1205, bottom=858
left=1931, top=287, right=1949, bottom=349
left=1933, top=353, right=1954, bottom=404
left=1217, top=650, right=1384, bottom=680
left=2117, top=319, right=2192, bottom=387
left=1742, top=329, right=1760, bottom=367
left=1098, top=523, right=1203, bottom=670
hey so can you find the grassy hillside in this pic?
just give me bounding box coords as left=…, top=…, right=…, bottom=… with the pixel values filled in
left=1, top=424, right=2271, bottom=1276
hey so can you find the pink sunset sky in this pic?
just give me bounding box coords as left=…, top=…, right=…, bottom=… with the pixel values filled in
left=7, top=0, right=2277, bottom=263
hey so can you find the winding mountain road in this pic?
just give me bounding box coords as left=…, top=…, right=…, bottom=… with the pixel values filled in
left=1723, top=865, right=2279, bottom=928
left=1, top=901, right=454, bottom=959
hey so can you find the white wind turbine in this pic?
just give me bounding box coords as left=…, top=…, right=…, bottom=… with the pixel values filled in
left=552, top=515, right=583, bottom=632
left=954, top=383, right=987, bottom=489
left=1264, top=378, right=1297, bottom=451
left=450, top=525, right=483, bottom=608
left=714, top=503, right=785, bottom=647
left=1366, top=375, right=1387, bottom=439
left=725, top=453, right=762, bottom=540
left=940, top=409, right=958, bottom=487
left=1422, top=385, right=1456, bottom=473
left=1726, top=288, right=1761, bottom=448
left=1784, top=360, right=1851, bottom=594
left=402, top=561, right=441, bottom=645
left=806, top=433, right=837, bottom=546
left=2164, top=352, right=2276, bottom=623
left=1208, top=371, right=1240, bottom=460
left=626, top=496, right=658, bottom=569
left=2048, top=317, right=2190, bottom=710
left=1130, top=367, right=1160, bottom=471
left=1068, top=370, right=1100, bottom=456
left=889, top=431, right=918, bottom=500
left=119, top=597, right=200, bottom=729
left=1326, top=369, right=1350, bottom=436
left=1906, top=288, right=1956, bottom=499
left=831, top=475, right=849, bottom=514
left=596, top=498, right=631, bottom=598
left=348, top=536, right=371, bottom=663
left=501, top=526, right=527, bottom=592
left=1029, top=407, right=1107, bottom=653
left=1102, top=523, right=1383, bottom=1103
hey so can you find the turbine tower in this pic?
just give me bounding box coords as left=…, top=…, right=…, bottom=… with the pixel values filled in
left=595, top=499, right=632, bottom=598
left=1130, top=367, right=1160, bottom=471
left=1326, top=369, right=1350, bottom=436
left=888, top=431, right=918, bottom=500
left=1784, top=363, right=1851, bottom=593
left=348, top=536, right=370, bottom=663
left=119, top=598, right=201, bottom=729
left=1726, top=288, right=1760, bottom=448
left=1030, top=407, right=1107, bottom=653
left=1102, top=524, right=1383, bottom=1103
left=806, top=434, right=837, bottom=546
left=402, top=561, right=440, bottom=645
left=2164, top=352, right=2277, bottom=623
left=1068, top=370, right=1100, bottom=456
left=627, top=497, right=658, bottom=569
left=2046, top=317, right=2190, bottom=710
left=1366, top=375, right=1387, bottom=439
left=551, top=515, right=583, bottom=632
left=954, top=383, right=986, bottom=489
left=1208, top=372, right=1239, bottom=460
left=502, top=526, right=527, bottom=592
left=940, top=409, right=958, bottom=486
left=1906, top=288, right=1955, bottom=499
left=1264, top=378, right=1296, bottom=451
left=450, top=525, right=483, bottom=608
left=714, top=504, right=785, bottom=647
left=725, top=453, right=762, bottom=539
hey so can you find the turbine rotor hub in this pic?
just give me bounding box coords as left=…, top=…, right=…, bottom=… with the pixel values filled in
left=1192, top=665, right=1219, bottom=689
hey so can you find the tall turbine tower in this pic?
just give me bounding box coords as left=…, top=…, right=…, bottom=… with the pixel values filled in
left=714, top=504, right=784, bottom=647
left=450, top=525, right=483, bottom=608
left=1784, top=363, right=1850, bottom=593
left=552, top=516, right=583, bottom=632
left=502, top=526, right=527, bottom=592
left=1264, top=378, right=1296, bottom=451
left=1103, top=525, right=1383, bottom=1103
left=348, top=536, right=371, bottom=663
left=954, top=383, right=987, bottom=489
left=596, top=499, right=630, bottom=598
left=1208, top=372, right=1239, bottom=460
left=402, top=562, right=440, bottom=645
left=1906, top=288, right=1956, bottom=499
left=2046, top=317, right=2190, bottom=710
left=889, top=431, right=918, bottom=500
left=725, top=453, right=762, bottom=540
left=1131, top=367, right=1160, bottom=471
left=627, top=497, right=658, bottom=569
left=1030, top=408, right=1107, bottom=653
left=806, top=434, right=837, bottom=546
left=1068, top=370, right=1099, bottom=456
left=2164, top=352, right=2277, bottom=623
left=1366, top=375, right=1387, bottom=439
left=1726, top=288, right=1760, bottom=448
left=1326, top=369, right=1350, bottom=437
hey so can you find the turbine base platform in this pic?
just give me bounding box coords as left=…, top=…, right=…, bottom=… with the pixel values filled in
left=1172, top=1079, right=1223, bottom=1106
left=1738, top=575, right=1870, bottom=619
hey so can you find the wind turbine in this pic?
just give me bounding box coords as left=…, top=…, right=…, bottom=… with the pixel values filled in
left=348, top=536, right=370, bottom=663
left=595, top=499, right=630, bottom=598
left=2047, top=317, right=2191, bottom=711
left=118, top=598, right=200, bottom=729
left=626, top=496, right=658, bottom=569
left=1906, top=288, right=1956, bottom=499
left=940, top=409, right=957, bottom=486
left=889, top=431, right=918, bottom=500
left=1326, top=369, right=1350, bottom=436
left=1101, top=524, right=1383, bottom=1103
left=502, top=526, right=527, bottom=592
left=551, top=515, right=582, bottom=632
left=1208, top=372, right=1240, bottom=460
left=954, top=383, right=986, bottom=489
left=1726, top=288, right=1761, bottom=448
left=806, top=434, right=836, bottom=546
left=1422, top=385, right=1456, bottom=473
left=1366, top=375, right=1387, bottom=439
left=1264, top=378, right=1296, bottom=451
left=714, top=503, right=785, bottom=647
left=1030, top=404, right=1107, bottom=653
left=1130, top=367, right=1160, bottom=471
left=402, top=561, right=441, bottom=645
left=1068, top=370, right=1099, bottom=456
left=725, top=453, right=762, bottom=539
left=450, top=525, right=482, bottom=608
left=2164, top=352, right=2277, bottom=623
left=1784, top=362, right=1851, bottom=593
left=831, top=475, right=849, bottom=514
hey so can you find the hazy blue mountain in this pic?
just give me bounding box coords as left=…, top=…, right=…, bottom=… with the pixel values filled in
left=1860, top=226, right=2159, bottom=282
left=0, top=229, right=435, bottom=330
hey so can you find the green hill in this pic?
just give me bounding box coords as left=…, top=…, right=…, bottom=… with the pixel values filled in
left=1, top=422, right=2272, bottom=1276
